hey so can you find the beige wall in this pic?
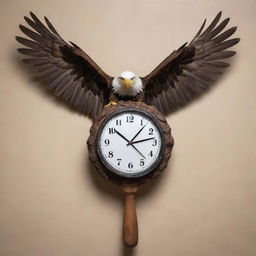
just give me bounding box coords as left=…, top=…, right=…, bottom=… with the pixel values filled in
left=1, top=0, right=255, bottom=255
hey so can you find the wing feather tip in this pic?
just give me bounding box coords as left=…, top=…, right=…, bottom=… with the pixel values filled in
left=22, top=58, right=29, bottom=64
left=215, top=11, right=222, bottom=20
left=44, top=16, right=50, bottom=24
left=24, top=16, right=30, bottom=22
left=30, top=11, right=39, bottom=22
left=17, top=48, right=26, bottom=53
left=224, top=17, right=230, bottom=24
left=234, top=37, right=240, bottom=44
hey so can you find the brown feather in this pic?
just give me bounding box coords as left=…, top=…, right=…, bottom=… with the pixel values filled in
left=18, top=48, right=50, bottom=57
left=213, top=27, right=237, bottom=43
left=200, top=11, right=222, bottom=38
left=210, top=38, right=240, bottom=53
left=205, top=51, right=236, bottom=60
left=143, top=12, right=239, bottom=115
left=203, top=18, right=230, bottom=41
left=19, top=25, right=43, bottom=42
left=16, top=12, right=112, bottom=118
left=15, top=36, right=41, bottom=50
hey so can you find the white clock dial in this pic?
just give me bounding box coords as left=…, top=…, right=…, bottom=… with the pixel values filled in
left=97, top=109, right=164, bottom=177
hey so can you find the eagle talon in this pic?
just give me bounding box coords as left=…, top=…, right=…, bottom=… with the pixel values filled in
left=105, top=101, right=118, bottom=107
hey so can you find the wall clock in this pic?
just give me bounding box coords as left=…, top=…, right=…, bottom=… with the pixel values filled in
left=16, top=11, right=239, bottom=247
left=87, top=101, right=174, bottom=246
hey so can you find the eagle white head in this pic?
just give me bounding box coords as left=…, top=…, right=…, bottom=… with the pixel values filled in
left=112, top=71, right=143, bottom=97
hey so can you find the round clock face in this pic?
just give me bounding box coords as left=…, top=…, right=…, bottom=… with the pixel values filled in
left=97, top=109, right=164, bottom=178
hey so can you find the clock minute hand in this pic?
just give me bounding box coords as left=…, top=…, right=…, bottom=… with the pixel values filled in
left=130, top=144, right=146, bottom=159
left=114, top=129, right=146, bottom=159
left=130, top=123, right=147, bottom=143
left=130, top=137, right=155, bottom=145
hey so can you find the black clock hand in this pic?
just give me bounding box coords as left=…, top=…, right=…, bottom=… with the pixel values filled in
left=129, top=137, right=155, bottom=145
left=114, top=129, right=130, bottom=144
left=115, top=129, right=145, bottom=159
left=130, top=144, right=145, bottom=159
left=130, top=123, right=147, bottom=143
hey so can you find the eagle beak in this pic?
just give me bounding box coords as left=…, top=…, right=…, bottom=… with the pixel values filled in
left=122, top=79, right=133, bottom=88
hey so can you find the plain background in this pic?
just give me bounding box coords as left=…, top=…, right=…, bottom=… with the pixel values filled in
left=0, top=0, right=255, bottom=255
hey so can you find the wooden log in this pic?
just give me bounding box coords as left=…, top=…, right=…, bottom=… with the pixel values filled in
left=122, top=185, right=138, bottom=247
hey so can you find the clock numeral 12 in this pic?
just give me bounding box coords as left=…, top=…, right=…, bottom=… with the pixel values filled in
left=126, top=115, right=134, bottom=123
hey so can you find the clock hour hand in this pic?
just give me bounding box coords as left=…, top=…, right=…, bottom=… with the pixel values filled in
left=114, top=129, right=145, bottom=159
left=129, top=137, right=155, bottom=145
left=114, top=129, right=130, bottom=144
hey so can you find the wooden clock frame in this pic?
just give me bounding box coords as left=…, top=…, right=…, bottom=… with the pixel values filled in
left=87, top=101, right=174, bottom=186
left=87, top=101, right=174, bottom=247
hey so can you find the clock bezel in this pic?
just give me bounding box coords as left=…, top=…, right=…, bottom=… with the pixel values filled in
left=96, top=108, right=165, bottom=178
left=87, top=101, right=174, bottom=185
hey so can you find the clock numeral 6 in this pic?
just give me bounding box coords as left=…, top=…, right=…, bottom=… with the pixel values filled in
left=128, top=162, right=133, bottom=169
left=108, top=151, right=113, bottom=158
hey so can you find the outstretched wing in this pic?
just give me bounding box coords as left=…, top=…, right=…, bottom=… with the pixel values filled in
left=143, top=11, right=240, bottom=114
left=16, top=12, right=113, bottom=118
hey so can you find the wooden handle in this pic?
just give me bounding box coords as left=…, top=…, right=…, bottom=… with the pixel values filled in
left=122, top=185, right=138, bottom=247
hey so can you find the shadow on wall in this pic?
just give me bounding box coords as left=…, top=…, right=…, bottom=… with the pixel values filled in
left=85, top=154, right=176, bottom=255
left=85, top=151, right=176, bottom=202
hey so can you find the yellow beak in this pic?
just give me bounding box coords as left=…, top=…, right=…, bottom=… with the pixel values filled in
left=121, top=79, right=133, bottom=88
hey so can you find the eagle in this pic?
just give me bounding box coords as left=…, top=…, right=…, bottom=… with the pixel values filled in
left=16, top=11, right=239, bottom=118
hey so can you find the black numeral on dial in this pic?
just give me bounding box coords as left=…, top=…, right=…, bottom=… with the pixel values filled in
left=109, top=128, right=115, bottom=134
left=116, top=119, right=122, bottom=126
left=126, top=115, right=134, bottom=123
left=140, top=159, right=145, bottom=166
left=117, top=159, right=122, bottom=166
left=128, top=162, right=133, bottom=169
left=148, top=128, right=154, bottom=135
